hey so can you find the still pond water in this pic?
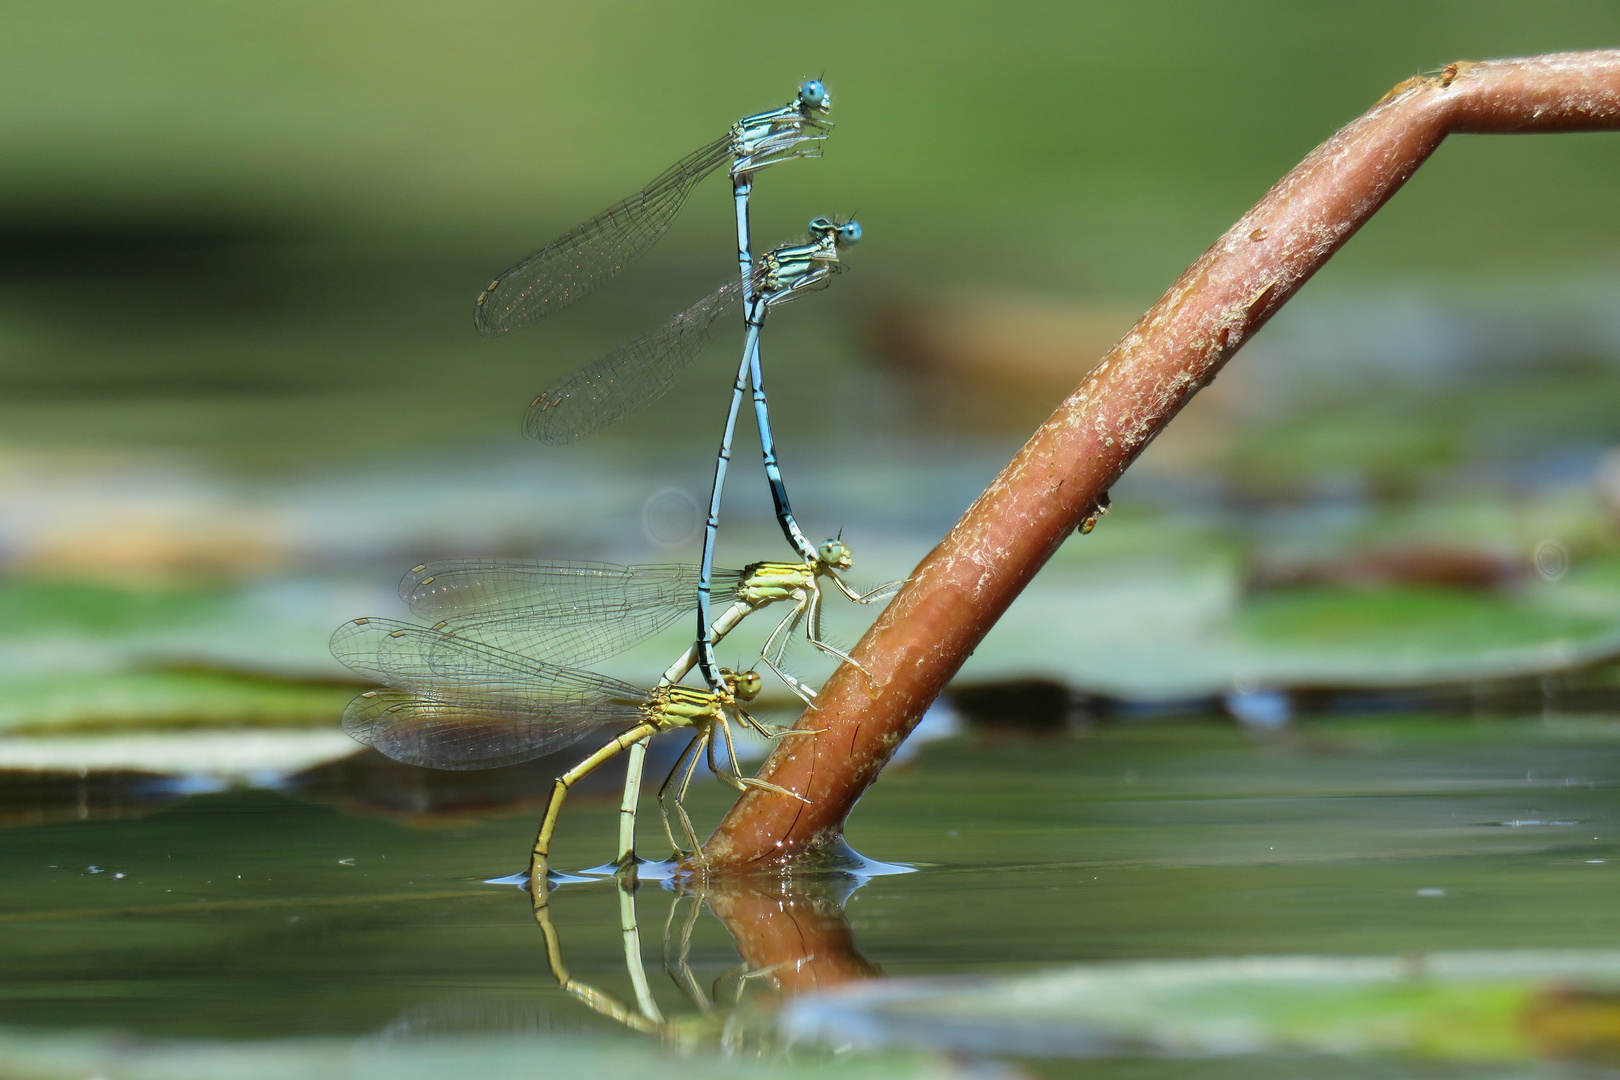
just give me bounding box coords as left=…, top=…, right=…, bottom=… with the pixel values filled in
left=4, top=714, right=1620, bottom=1078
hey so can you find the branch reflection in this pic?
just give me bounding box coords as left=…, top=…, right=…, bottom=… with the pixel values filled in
left=532, top=871, right=878, bottom=1050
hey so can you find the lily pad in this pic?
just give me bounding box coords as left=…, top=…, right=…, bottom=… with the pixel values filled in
left=782, top=950, right=1620, bottom=1062
left=0, top=670, right=357, bottom=734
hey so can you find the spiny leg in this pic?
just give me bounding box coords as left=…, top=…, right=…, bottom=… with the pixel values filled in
left=760, top=596, right=819, bottom=706
left=532, top=722, right=659, bottom=897
left=732, top=959, right=794, bottom=1004
left=733, top=704, right=821, bottom=740
left=833, top=573, right=908, bottom=605
left=668, top=735, right=709, bottom=860
left=712, top=712, right=811, bottom=804
left=665, top=725, right=713, bottom=860
left=657, top=731, right=707, bottom=858
left=802, top=582, right=871, bottom=675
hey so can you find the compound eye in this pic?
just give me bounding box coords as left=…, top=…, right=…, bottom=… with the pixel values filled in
left=737, top=671, right=762, bottom=700
left=838, top=220, right=862, bottom=247
left=799, top=80, right=828, bottom=109
left=819, top=539, right=849, bottom=563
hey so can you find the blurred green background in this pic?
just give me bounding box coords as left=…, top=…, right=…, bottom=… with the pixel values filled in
left=9, top=6, right=1620, bottom=1074
left=2, top=2, right=1620, bottom=717
left=0, top=2, right=1618, bottom=763
left=1, top=1, right=1618, bottom=459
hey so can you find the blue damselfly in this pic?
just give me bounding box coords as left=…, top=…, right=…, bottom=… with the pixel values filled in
left=522, top=218, right=857, bottom=445
left=695, top=217, right=861, bottom=690
left=474, top=81, right=831, bottom=336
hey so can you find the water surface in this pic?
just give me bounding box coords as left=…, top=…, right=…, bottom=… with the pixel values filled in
left=4, top=713, right=1618, bottom=1074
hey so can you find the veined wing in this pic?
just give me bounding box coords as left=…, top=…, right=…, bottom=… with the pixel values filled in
left=474, top=134, right=733, bottom=337
left=433, top=601, right=688, bottom=669
left=330, top=617, right=644, bottom=701
left=342, top=688, right=639, bottom=770
left=523, top=278, right=742, bottom=445
left=400, top=562, right=747, bottom=665
left=332, top=619, right=648, bottom=768
left=401, top=560, right=697, bottom=619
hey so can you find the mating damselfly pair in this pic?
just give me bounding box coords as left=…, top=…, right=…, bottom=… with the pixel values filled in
left=332, top=79, right=894, bottom=890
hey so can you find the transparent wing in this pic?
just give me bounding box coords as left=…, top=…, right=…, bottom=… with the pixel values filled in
left=434, top=602, right=688, bottom=669
left=332, top=618, right=649, bottom=768
left=341, top=688, right=636, bottom=770
left=399, top=562, right=744, bottom=666
left=330, top=617, right=646, bottom=701
left=473, top=135, right=733, bottom=336
left=401, top=560, right=698, bottom=619
left=523, top=278, right=743, bottom=445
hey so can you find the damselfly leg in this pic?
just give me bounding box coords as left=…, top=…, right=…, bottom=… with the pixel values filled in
left=757, top=555, right=902, bottom=705
left=383, top=558, right=876, bottom=869
left=658, top=730, right=710, bottom=858
left=327, top=616, right=767, bottom=894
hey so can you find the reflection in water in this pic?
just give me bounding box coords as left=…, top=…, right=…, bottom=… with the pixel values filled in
left=531, top=872, right=879, bottom=1052
left=0, top=769, right=187, bottom=827
left=289, top=742, right=687, bottom=826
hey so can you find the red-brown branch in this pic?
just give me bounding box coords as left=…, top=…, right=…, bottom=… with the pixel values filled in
left=695, top=50, right=1620, bottom=873
left=704, top=883, right=881, bottom=996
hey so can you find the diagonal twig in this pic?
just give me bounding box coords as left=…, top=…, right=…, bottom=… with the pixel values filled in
left=695, top=50, right=1620, bottom=874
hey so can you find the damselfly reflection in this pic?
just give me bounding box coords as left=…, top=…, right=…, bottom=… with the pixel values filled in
left=474, top=80, right=832, bottom=335
left=531, top=874, right=878, bottom=1054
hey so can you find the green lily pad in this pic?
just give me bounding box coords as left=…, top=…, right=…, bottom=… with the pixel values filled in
left=0, top=670, right=356, bottom=734
left=782, top=950, right=1620, bottom=1062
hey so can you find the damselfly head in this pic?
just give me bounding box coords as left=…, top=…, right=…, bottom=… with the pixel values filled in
left=807, top=216, right=861, bottom=248
left=798, top=79, right=831, bottom=113
left=817, top=538, right=854, bottom=569
left=722, top=668, right=763, bottom=701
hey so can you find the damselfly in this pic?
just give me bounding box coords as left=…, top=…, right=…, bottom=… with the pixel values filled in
left=474, top=80, right=831, bottom=336
left=329, top=617, right=805, bottom=886
left=385, top=542, right=892, bottom=865
left=397, top=538, right=894, bottom=697
left=516, top=217, right=863, bottom=699
left=695, top=217, right=861, bottom=690
left=522, top=218, right=858, bottom=446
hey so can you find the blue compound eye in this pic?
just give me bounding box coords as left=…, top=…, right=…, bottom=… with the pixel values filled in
left=838, top=220, right=862, bottom=246
left=800, top=80, right=828, bottom=109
